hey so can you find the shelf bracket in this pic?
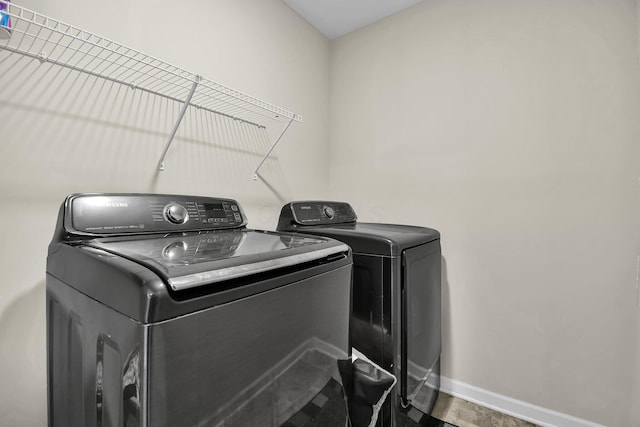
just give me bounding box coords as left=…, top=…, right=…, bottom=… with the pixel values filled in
left=157, top=75, right=201, bottom=171
left=253, top=117, right=294, bottom=180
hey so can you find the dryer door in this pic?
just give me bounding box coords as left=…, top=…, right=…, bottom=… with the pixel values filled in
left=400, top=240, right=441, bottom=413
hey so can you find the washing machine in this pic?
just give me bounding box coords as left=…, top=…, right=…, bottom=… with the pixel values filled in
left=278, top=201, right=442, bottom=426
left=46, top=193, right=355, bottom=427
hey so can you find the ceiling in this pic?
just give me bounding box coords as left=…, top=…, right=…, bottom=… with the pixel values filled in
left=283, top=0, right=425, bottom=40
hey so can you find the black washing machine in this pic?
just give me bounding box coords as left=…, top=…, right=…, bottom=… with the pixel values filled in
left=47, top=193, right=356, bottom=427
left=278, top=201, right=442, bottom=426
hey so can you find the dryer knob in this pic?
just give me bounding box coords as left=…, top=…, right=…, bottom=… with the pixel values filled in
left=322, top=205, right=335, bottom=220
left=165, top=203, right=189, bottom=225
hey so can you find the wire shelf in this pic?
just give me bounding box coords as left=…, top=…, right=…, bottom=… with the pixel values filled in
left=0, top=1, right=302, bottom=169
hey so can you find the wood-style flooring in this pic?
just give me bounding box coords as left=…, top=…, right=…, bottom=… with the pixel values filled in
left=431, top=393, right=541, bottom=427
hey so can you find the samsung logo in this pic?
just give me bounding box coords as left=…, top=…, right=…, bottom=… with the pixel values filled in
left=107, top=202, right=129, bottom=208
left=89, top=201, right=129, bottom=208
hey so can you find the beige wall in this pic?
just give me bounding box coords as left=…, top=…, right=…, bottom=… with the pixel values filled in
left=329, top=0, right=640, bottom=425
left=0, top=0, right=329, bottom=425
left=633, top=1, right=640, bottom=425
left=3, top=1, right=640, bottom=426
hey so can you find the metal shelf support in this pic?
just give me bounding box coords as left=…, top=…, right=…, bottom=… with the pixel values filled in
left=253, top=117, right=295, bottom=180
left=157, top=76, right=201, bottom=171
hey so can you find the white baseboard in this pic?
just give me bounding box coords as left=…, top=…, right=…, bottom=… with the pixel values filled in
left=440, top=376, right=607, bottom=427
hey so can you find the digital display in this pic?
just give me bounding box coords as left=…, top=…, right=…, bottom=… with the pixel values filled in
left=203, top=203, right=227, bottom=219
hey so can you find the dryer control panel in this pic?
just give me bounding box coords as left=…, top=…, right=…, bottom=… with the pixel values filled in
left=278, top=201, right=357, bottom=228
left=63, top=194, right=247, bottom=236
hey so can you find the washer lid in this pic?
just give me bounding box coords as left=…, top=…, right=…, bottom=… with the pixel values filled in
left=83, top=230, right=349, bottom=291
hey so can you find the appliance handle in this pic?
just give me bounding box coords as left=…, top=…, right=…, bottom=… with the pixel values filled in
left=96, top=334, right=120, bottom=427
left=168, top=244, right=350, bottom=291
left=400, top=255, right=409, bottom=408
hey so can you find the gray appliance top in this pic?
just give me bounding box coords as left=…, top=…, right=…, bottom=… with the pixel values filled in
left=85, top=229, right=345, bottom=291
left=278, top=201, right=440, bottom=256
left=47, top=194, right=352, bottom=322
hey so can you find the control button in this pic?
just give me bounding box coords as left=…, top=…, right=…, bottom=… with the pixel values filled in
left=164, top=203, right=189, bottom=225
left=322, top=205, right=335, bottom=220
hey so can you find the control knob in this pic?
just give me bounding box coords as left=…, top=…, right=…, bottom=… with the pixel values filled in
left=165, top=203, right=189, bottom=225
left=322, top=205, right=335, bottom=220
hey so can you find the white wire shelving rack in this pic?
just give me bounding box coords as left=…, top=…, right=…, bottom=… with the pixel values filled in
left=0, top=1, right=302, bottom=176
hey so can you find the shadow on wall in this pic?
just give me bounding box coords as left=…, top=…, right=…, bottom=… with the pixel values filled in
left=0, top=49, right=291, bottom=202
left=441, top=256, right=453, bottom=380
left=0, top=280, right=47, bottom=427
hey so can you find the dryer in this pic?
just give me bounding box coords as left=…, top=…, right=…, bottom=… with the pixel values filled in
left=278, top=201, right=441, bottom=426
left=46, top=193, right=353, bottom=427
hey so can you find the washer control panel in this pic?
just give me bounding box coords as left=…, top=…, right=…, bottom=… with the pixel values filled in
left=66, top=194, right=247, bottom=236
left=279, top=201, right=357, bottom=227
